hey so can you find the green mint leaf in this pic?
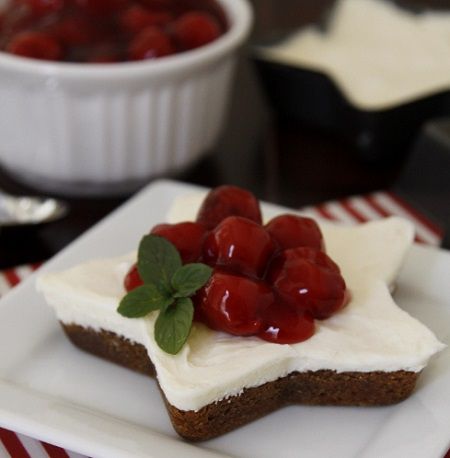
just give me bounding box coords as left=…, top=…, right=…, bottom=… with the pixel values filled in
left=118, top=285, right=173, bottom=318
left=154, top=297, right=194, bottom=355
left=172, top=263, right=212, bottom=298
left=138, top=235, right=182, bottom=291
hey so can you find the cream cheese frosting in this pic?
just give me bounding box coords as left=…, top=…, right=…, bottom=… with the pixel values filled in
left=37, top=194, right=445, bottom=411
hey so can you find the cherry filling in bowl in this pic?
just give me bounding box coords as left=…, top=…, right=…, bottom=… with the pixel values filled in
left=0, top=0, right=227, bottom=62
left=124, top=186, right=349, bottom=345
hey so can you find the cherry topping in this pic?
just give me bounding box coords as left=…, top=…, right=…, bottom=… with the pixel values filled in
left=48, top=16, right=98, bottom=46
left=122, top=186, right=350, bottom=347
left=120, top=5, right=173, bottom=34
left=151, top=221, right=207, bottom=264
left=267, top=247, right=348, bottom=320
left=7, top=31, right=62, bottom=60
left=0, top=0, right=225, bottom=62
left=22, top=0, right=64, bottom=16
left=128, top=26, right=174, bottom=60
left=171, top=11, right=220, bottom=50
left=258, top=302, right=315, bottom=344
left=265, top=214, right=324, bottom=252
left=140, top=0, right=174, bottom=9
left=195, top=270, right=274, bottom=336
left=196, top=185, right=262, bottom=230
left=203, top=216, right=275, bottom=279
left=75, top=0, right=127, bottom=16
left=124, top=263, right=143, bottom=291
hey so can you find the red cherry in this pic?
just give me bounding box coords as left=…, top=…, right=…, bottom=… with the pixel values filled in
left=196, top=185, right=262, bottom=230
left=124, top=263, right=143, bottom=291
left=7, top=31, right=63, bottom=60
left=75, top=0, right=126, bottom=16
left=195, top=270, right=274, bottom=336
left=128, top=26, right=174, bottom=60
left=258, top=302, right=315, bottom=344
left=0, top=0, right=224, bottom=63
left=173, top=0, right=227, bottom=30
left=267, top=247, right=347, bottom=320
left=5, top=7, right=35, bottom=34
left=139, top=0, right=174, bottom=9
left=22, top=0, right=64, bottom=16
left=120, top=5, right=173, bottom=34
left=171, top=11, right=220, bottom=50
left=151, top=221, right=207, bottom=264
left=48, top=16, right=98, bottom=46
left=203, top=216, right=276, bottom=279
left=265, top=214, right=324, bottom=252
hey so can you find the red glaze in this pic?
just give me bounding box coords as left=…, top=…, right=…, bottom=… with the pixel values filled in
left=203, top=216, right=275, bottom=278
left=258, top=302, right=315, bottom=344
left=7, top=31, right=62, bottom=59
left=151, top=221, right=207, bottom=264
left=124, top=263, right=143, bottom=291
left=0, top=0, right=225, bottom=62
left=265, top=214, right=324, bottom=252
left=171, top=11, right=220, bottom=50
left=267, top=247, right=348, bottom=320
left=128, top=26, right=174, bottom=60
left=195, top=270, right=274, bottom=336
left=196, top=185, right=262, bottom=230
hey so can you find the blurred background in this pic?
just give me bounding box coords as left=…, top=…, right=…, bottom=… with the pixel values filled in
left=217, top=0, right=450, bottom=238
left=222, top=0, right=450, bottom=199
left=1, top=0, right=450, bottom=265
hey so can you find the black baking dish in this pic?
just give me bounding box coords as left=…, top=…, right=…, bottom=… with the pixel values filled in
left=253, top=57, right=450, bottom=163
left=249, top=0, right=450, bottom=164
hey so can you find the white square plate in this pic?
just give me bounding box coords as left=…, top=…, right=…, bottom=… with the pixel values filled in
left=0, top=180, right=449, bottom=458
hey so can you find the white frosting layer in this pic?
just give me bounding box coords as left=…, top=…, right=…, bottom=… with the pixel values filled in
left=257, top=0, right=450, bottom=110
left=37, top=194, right=445, bottom=411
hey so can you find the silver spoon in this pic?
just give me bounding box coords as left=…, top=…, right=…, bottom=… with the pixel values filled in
left=0, top=190, right=69, bottom=228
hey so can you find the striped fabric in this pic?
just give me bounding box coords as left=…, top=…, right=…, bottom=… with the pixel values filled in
left=300, top=191, right=444, bottom=246
left=0, top=191, right=446, bottom=458
left=0, top=428, right=85, bottom=458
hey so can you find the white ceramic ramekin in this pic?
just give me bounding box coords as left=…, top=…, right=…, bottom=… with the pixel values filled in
left=0, top=0, right=252, bottom=195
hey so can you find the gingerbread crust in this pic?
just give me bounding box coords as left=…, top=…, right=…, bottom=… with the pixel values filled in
left=62, top=323, right=419, bottom=441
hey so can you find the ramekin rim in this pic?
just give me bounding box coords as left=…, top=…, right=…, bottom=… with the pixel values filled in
left=0, top=0, right=252, bottom=80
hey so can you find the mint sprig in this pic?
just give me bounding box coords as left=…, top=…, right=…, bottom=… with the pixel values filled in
left=117, top=235, right=212, bottom=355
left=117, top=284, right=172, bottom=318
left=172, top=263, right=212, bottom=298
left=155, top=297, right=194, bottom=355
left=137, top=235, right=182, bottom=291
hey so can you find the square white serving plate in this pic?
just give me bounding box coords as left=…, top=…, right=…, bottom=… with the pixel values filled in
left=0, top=179, right=449, bottom=458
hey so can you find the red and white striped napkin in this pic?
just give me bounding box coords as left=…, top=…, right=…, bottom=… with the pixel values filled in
left=300, top=191, right=444, bottom=246
left=0, top=429, right=85, bottom=458
left=0, top=264, right=41, bottom=297
left=0, top=191, right=446, bottom=458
